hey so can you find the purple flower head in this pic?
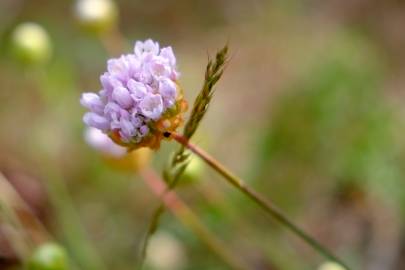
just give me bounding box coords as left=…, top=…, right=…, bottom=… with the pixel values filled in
left=80, top=39, right=184, bottom=149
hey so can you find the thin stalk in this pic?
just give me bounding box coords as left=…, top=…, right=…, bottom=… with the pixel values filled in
left=42, top=167, right=106, bottom=270
left=0, top=172, right=51, bottom=243
left=170, top=132, right=351, bottom=270
left=139, top=168, right=251, bottom=270
left=0, top=201, right=31, bottom=262
left=0, top=172, right=83, bottom=270
left=137, top=204, right=165, bottom=269
left=30, top=63, right=107, bottom=270
left=0, top=172, right=42, bottom=264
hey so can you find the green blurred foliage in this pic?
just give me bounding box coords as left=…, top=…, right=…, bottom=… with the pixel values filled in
left=257, top=32, right=404, bottom=211
left=1, top=0, right=405, bottom=270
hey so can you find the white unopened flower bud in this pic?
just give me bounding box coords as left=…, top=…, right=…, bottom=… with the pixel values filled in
left=181, top=157, right=204, bottom=183
left=318, top=262, right=346, bottom=270
left=74, top=0, right=118, bottom=34
left=146, top=232, right=187, bottom=270
left=84, top=127, right=152, bottom=171
left=11, top=22, right=52, bottom=65
left=28, top=242, right=69, bottom=270
left=84, top=127, right=126, bottom=158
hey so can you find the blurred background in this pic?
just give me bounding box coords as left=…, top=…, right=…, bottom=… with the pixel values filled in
left=1, top=0, right=405, bottom=269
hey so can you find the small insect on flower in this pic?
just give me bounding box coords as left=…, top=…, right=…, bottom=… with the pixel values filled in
left=81, top=39, right=187, bottom=150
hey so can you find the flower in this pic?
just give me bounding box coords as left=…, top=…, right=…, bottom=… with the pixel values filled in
left=84, top=127, right=152, bottom=171
left=74, top=0, right=118, bottom=34
left=318, top=262, right=346, bottom=270
left=146, top=232, right=187, bottom=270
left=10, top=22, right=52, bottom=65
left=84, top=127, right=126, bottom=157
left=181, top=157, right=204, bottom=183
left=27, top=242, right=69, bottom=270
left=81, top=39, right=187, bottom=150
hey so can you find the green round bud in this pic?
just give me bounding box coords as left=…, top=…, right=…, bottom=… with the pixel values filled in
left=10, top=22, right=52, bottom=66
left=74, top=0, right=118, bottom=35
left=318, top=262, right=346, bottom=270
left=27, top=243, right=69, bottom=270
left=181, top=157, right=204, bottom=183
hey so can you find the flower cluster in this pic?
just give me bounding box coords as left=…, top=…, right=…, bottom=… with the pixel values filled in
left=81, top=39, right=187, bottom=150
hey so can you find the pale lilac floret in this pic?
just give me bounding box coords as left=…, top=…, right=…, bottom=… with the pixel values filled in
left=139, top=93, right=163, bottom=120
left=80, top=93, right=104, bottom=114
left=134, top=39, right=159, bottom=58
left=159, top=78, right=177, bottom=108
left=119, top=117, right=136, bottom=142
left=160, top=47, right=176, bottom=66
left=159, top=78, right=176, bottom=98
left=83, top=112, right=110, bottom=131
left=80, top=39, right=179, bottom=144
left=139, top=125, right=149, bottom=136
left=127, top=79, right=147, bottom=101
left=147, top=56, right=172, bottom=78
left=112, top=86, right=133, bottom=109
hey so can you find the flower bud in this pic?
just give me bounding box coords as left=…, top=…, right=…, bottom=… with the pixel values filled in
left=181, top=157, right=204, bottom=183
left=74, top=0, right=118, bottom=34
left=85, top=127, right=126, bottom=158
left=146, top=232, right=186, bottom=270
left=318, top=262, right=346, bottom=270
left=10, top=22, right=52, bottom=66
left=27, top=243, right=68, bottom=270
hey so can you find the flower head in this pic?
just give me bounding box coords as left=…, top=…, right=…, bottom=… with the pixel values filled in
left=11, top=22, right=52, bottom=66
left=318, top=262, right=346, bottom=270
left=74, top=0, right=118, bottom=34
left=28, top=242, right=69, bottom=270
left=146, top=232, right=186, bottom=270
left=81, top=39, right=187, bottom=150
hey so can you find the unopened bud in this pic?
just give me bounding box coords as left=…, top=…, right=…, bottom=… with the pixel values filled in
left=74, top=0, right=118, bottom=34
left=318, top=262, right=346, bottom=270
left=27, top=243, right=68, bottom=270
left=84, top=127, right=151, bottom=171
left=10, top=22, right=52, bottom=66
left=146, top=232, right=186, bottom=270
left=181, top=157, right=204, bottom=183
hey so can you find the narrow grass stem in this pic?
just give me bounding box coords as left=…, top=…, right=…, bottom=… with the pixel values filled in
left=139, top=168, right=251, bottom=270
left=42, top=167, right=106, bottom=270
left=0, top=174, right=32, bottom=262
left=170, top=132, right=351, bottom=270
left=137, top=204, right=165, bottom=269
left=0, top=172, right=51, bottom=242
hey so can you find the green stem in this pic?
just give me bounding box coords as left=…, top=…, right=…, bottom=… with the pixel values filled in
left=171, top=132, right=351, bottom=270
left=137, top=204, right=165, bottom=269
left=0, top=173, right=35, bottom=261
left=139, top=169, right=251, bottom=270
left=43, top=168, right=106, bottom=270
